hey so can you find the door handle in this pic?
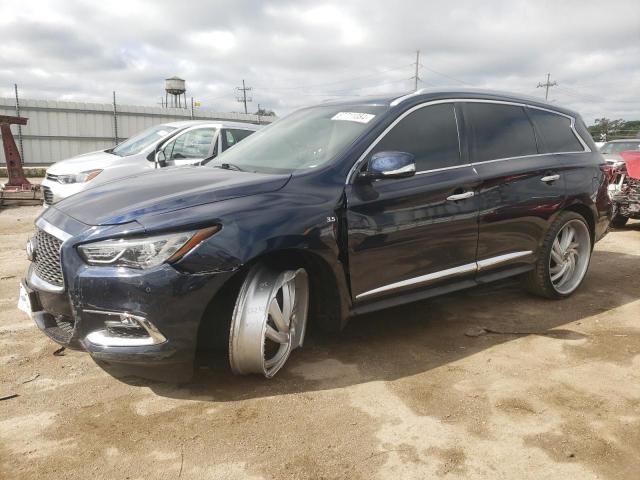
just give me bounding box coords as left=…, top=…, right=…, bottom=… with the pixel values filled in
left=446, top=191, right=475, bottom=201
left=540, top=174, right=560, bottom=183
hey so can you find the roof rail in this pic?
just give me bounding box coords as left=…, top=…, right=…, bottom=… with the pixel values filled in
left=390, top=89, right=431, bottom=107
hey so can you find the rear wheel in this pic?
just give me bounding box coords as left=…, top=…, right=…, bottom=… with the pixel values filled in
left=524, top=212, right=592, bottom=299
left=229, top=264, right=309, bottom=377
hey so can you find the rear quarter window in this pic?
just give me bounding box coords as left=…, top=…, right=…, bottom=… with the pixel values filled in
left=527, top=108, right=584, bottom=153
left=223, top=128, right=255, bottom=150
left=463, top=103, right=538, bottom=162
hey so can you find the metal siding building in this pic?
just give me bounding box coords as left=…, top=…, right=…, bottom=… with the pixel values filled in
left=0, top=98, right=271, bottom=165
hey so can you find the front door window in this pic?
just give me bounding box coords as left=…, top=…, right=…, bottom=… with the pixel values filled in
left=163, top=128, right=217, bottom=165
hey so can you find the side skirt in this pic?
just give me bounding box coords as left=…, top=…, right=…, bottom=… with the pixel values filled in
left=349, top=265, right=533, bottom=317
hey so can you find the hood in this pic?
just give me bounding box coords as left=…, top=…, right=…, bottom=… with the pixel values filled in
left=47, top=150, right=121, bottom=174
left=55, top=166, right=291, bottom=226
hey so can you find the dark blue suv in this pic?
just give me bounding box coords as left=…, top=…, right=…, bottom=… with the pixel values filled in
left=20, top=89, right=611, bottom=381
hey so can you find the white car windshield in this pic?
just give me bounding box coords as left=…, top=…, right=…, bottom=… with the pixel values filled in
left=208, top=105, right=386, bottom=174
left=112, top=125, right=177, bottom=157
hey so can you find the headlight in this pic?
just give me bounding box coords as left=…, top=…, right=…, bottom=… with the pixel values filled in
left=77, top=226, right=220, bottom=269
left=56, top=169, right=103, bottom=184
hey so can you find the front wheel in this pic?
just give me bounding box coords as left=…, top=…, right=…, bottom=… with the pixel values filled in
left=229, top=265, right=309, bottom=377
left=524, top=212, right=592, bottom=299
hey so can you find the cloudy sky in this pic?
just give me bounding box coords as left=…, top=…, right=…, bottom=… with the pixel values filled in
left=1, top=0, right=639, bottom=124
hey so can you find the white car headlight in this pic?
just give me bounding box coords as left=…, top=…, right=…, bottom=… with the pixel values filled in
left=77, top=226, right=220, bottom=269
left=56, top=169, right=103, bottom=184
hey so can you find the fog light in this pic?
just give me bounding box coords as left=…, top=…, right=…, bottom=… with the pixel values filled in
left=84, top=310, right=167, bottom=347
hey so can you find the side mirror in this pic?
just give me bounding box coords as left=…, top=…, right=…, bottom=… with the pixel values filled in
left=357, top=151, right=416, bottom=181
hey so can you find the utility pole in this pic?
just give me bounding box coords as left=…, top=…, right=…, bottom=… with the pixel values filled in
left=236, top=79, right=252, bottom=114
left=410, top=50, right=421, bottom=91
left=112, top=91, right=118, bottom=145
left=190, top=96, right=194, bottom=119
left=537, top=73, right=557, bottom=101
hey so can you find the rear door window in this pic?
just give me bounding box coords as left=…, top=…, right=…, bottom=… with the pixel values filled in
left=527, top=108, right=584, bottom=153
left=463, top=103, right=538, bottom=162
left=369, top=103, right=462, bottom=172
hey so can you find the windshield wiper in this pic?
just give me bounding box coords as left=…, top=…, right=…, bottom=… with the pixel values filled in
left=213, top=163, right=245, bottom=172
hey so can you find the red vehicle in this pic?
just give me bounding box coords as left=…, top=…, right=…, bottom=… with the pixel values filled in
left=609, top=151, right=640, bottom=227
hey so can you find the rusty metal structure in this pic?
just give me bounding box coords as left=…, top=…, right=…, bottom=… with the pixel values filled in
left=1, top=115, right=41, bottom=205
left=1, top=115, right=34, bottom=191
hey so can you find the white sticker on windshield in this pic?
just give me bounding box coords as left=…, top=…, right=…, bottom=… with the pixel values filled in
left=331, top=112, right=375, bottom=124
left=156, top=130, right=169, bottom=136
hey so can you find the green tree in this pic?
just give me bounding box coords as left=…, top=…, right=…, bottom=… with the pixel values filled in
left=588, top=118, right=627, bottom=141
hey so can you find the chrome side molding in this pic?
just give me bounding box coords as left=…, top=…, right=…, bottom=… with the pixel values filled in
left=347, top=98, right=591, bottom=184
left=357, top=263, right=477, bottom=299
left=476, top=251, right=532, bottom=270
left=356, top=250, right=532, bottom=299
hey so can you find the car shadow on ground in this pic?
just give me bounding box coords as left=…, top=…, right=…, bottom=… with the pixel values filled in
left=111, top=249, right=639, bottom=401
left=615, top=221, right=640, bottom=232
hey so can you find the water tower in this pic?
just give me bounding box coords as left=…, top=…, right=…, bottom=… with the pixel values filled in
left=165, top=76, right=187, bottom=108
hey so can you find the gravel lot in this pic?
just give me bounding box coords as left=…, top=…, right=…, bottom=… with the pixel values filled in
left=1, top=205, right=639, bottom=480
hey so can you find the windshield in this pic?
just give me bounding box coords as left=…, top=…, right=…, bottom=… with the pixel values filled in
left=209, top=104, right=387, bottom=173
left=600, top=141, right=640, bottom=154
left=112, top=125, right=177, bottom=157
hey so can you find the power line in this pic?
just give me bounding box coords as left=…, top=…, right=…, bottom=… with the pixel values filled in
left=417, top=78, right=437, bottom=87
left=421, top=66, right=471, bottom=86
left=286, top=78, right=412, bottom=97
left=253, top=63, right=412, bottom=91
left=558, top=84, right=640, bottom=104
left=537, top=73, right=557, bottom=100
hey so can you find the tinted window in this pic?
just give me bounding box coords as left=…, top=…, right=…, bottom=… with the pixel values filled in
left=369, top=103, right=461, bottom=171
left=464, top=103, right=538, bottom=162
left=222, top=128, right=254, bottom=150
left=528, top=108, right=583, bottom=153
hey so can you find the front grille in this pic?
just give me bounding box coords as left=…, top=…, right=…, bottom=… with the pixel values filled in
left=55, top=316, right=75, bottom=336
left=43, top=316, right=74, bottom=344
left=42, top=186, right=54, bottom=205
left=33, top=228, right=64, bottom=287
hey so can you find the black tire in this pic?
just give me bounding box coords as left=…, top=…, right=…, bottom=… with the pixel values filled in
left=611, top=213, right=629, bottom=228
left=523, top=211, right=592, bottom=299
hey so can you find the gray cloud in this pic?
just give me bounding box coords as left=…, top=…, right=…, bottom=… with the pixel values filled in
left=0, top=0, right=638, bottom=123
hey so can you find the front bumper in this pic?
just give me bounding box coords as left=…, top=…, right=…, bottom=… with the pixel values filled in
left=41, top=177, right=88, bottom=205
left=24, top=260, right=235, bottom=381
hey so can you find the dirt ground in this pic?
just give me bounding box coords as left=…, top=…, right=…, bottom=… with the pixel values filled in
left=1, top=206, right=639, bottom=480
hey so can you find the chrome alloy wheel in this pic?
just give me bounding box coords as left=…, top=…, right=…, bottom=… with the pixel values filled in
left=229, top=265, right=309, bottom=377
left=549, top=219, right=591, bottom=295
